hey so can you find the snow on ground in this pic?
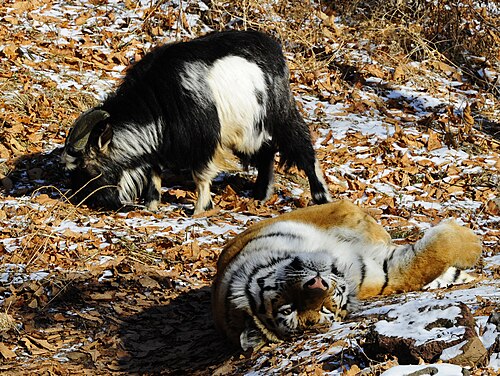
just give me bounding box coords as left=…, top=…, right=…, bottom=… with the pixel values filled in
left=0, top=0, right=498, bottom=374
left=240, top=279, right=499, bottom=375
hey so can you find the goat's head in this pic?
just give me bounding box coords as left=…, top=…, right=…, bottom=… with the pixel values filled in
left=61, top=108, right=123, bottom=209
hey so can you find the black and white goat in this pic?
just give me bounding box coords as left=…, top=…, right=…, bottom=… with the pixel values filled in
left=62, top=30, right=331, bottom=214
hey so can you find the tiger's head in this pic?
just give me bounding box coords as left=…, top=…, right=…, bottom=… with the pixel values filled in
left=231, top=252, right=354, bottom=351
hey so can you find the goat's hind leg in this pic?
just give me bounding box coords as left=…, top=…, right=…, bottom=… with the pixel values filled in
left=307, top=159, right=331, bottom=204
left=252, top=143, right=276, bottom=202
left=277, top=108, right=331, bottom=204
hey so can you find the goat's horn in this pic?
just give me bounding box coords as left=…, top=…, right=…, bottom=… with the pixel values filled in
left=66, top=108, right=110, bottom=152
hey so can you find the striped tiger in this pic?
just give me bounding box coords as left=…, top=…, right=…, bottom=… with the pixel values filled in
left=212, top=200, right=482, bottom=351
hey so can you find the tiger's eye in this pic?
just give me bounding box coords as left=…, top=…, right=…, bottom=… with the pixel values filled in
left=279, top=305, right=294, bottom=315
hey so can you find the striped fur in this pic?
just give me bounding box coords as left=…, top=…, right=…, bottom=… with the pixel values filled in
left=212, top=200, right=482, bottom=351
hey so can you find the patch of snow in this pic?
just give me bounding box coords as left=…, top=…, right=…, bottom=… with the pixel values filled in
left=53, top=343, right=84, bottom=363
left=98, top=270, right=113, bottom=283
left=490, top=352, right=500, bottom=371
left=367, top=300, right=466, bottom=346
left=29, top=271, right=50, bottom=281
left=439, top=340, right=466, bottom=360
left=484, top=254, right=500, bottom=268
left=369, top=182, right=396, bottom=195
left=386, top=87, right=447, bottom=114
left=0, top=238, right=21, bottom=253
left=475, top=316, right=499, bottom=350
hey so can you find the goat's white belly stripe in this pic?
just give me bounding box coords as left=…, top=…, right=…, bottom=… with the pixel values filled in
left=118, top=167, right=147, bottom=203
left=207, top=56, right=270, bottom=155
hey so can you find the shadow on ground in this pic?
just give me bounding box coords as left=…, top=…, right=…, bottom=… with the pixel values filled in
left=0, top=268, right=237, bottom=375
left=1, top=146, right=255, bottom=212
left=476, top=118, right=500, bottom=141
left=1, top=147, right=68, bottom=198
left=118, top=286, right=236, bottom=375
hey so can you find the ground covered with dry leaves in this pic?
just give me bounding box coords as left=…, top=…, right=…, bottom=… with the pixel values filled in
left=0, top=0, right=499, bottom=375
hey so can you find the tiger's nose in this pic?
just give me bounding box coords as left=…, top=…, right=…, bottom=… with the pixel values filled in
left=304, top=276, right=328, bottom=290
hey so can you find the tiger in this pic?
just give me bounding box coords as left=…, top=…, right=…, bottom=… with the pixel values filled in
left=212, top=200, right=482, bottom=351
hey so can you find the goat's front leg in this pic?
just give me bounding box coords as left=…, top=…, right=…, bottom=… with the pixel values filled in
left=142, top=169, right=162, bottom=210
left=192, top=164, right=219, bottom=215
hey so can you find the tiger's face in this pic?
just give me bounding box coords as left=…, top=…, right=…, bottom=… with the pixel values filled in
left=241, top=253, right=351, bottom=349
left=214, top=219, right=362, bottom=352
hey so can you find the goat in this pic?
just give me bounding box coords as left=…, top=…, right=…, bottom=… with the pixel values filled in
left=61, top=30, right=331, bottom=214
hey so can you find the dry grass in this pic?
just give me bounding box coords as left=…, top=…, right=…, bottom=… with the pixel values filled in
left=328, top=0, right=500, bottom=93
left=203, top=1, right=345, bottom=84
left=0, top=310, right=16, bottom=333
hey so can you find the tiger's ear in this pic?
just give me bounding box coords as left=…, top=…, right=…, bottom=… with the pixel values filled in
left=240, top=320, right=266, bottom=352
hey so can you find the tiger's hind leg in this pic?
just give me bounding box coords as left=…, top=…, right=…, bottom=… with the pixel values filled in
left=382, top=219, right=481, bottom=296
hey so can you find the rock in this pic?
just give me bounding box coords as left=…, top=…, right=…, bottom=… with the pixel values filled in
left=380, top=364, right=469, bottom=376
left=363, top=299, right=488, bottom=367
left=446, top=336, right=488, bottom=367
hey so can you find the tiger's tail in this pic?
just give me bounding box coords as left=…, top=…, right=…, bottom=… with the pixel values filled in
left=380, top=219, right=482, bottom=296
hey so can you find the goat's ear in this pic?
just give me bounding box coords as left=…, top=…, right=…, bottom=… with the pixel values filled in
left=98, top=123, right=113, bottom=152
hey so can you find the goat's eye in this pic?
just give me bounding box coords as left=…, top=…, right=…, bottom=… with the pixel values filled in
left=278, top=305, right=294, bottom=316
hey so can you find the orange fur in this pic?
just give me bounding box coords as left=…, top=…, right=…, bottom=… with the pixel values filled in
left=216, top=200, right=390, bottom=276
left=216, top=202, right=482, bottom=301
left=213, top=201, right=482, bottom=349
left=382, top=221, right=482, bottom=296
